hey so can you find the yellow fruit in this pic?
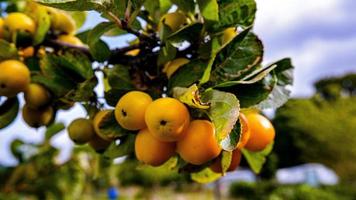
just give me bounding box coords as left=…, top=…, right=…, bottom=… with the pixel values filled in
left=125, top=49, right=140, bottom=56
left=244, top=112, right=275, bottom=152
left=135, top=128, right=176, bottom=166
left=162, top=58, right=190, bottom=78
left=57, top=35, right=83, bottom=46
left=88, top=133, right=111, bottom=153
left=0, top=18, right=4, bottom=38
left=221, top=27, right=237, bottom=45
left=4, top=13, right=36, bottom=35
left=0, top=60, right=30, bottom=97
left=210, top=149, right=241, bottom=173
left=24, top=83, right=51, bottom=109
left=159, top=12, right=187, bottom=32
left=177, top=120, right=221, bottom=165
left=115, top=91, right=153, bottom=131
left=22, top=104, right=53, bottom=128
left=49, top=9, right=76, bottom=35
left=145, top=97, right=190, bottom=142
left=68, top=118, right=95, bottom=144
left=93, top=110, right=113, bottom=141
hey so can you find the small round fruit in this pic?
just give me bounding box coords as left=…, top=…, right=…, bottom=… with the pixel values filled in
left=0, top=18, right=4, bottom=38
left=49, top=9, right=76, bottom=34
left=24, top=83, right=51, bottom=109
left=93, top=110, right=113, bottom=141
left=0, top=60, right=30, bottom=97
left=145, top=97, right=190, bottom=142
left=177, top=120, right=221, bottom=165
left=88, top=133, right=111, bottom=153
left=159, top=12, right=187, bottom=32
left=67, top=118, right=95, bottom=144
left=221, top=27, right=237, bottom=45
left=162, top=58, right=190, bottom=78
left=115, top=91, right=153, bottom=131
left=135, top=128, right=176, bottom=166
left=210, top=149, right=241, bottom=173
left=244, top=112, right=275, bottom=152
left=236, top=113, right=251, bottom=149
left=57, top=34, right=83, bottom=46
left=22, top=104, right=53, bottom=128
left=4, top=13, right=36, bottom=35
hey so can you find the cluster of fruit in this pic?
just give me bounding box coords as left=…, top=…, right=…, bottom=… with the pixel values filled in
left=68, top=90, right=275, bottom=173
left=0, top=6, right=84, bottom=128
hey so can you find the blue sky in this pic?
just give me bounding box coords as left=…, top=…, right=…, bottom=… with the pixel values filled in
left=1, top=0, right=356, bottom=166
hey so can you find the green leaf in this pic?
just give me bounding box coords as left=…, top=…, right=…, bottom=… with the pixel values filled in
left=171, top=0, right=195, bottom=13
left=45, top=123, right=65, bottom=140
left=0, top=39, right=18, bottom=61
left=241, top=142, right=274, bottom=174
left=102, top=134, right=136, bottom=159
left=220, top=150, right=233, bottom=174
left=213, top=0, right=256, bottom=31
left=168, top=59, right=207, bottom=91
left=105, top=65, right=135, bottom=90
left=213, top=31, right=263, bottom=83
left=220, top=58, right=294, bottom=109
left=88, top=22, right=115, bottom=62
left=25, top=3, right=51, bottom=45
left=201, top=89, right=240, bottom=150
left=64, top=76, right=98, bottom=102
left=0, top=97, right=19, bottom=129
left=166, top=23, right=203, bottom=48
left=157, top=43, right=177, bottom=66
left=69, top=11, right=87, bottom=30
left=96, top=110, right=133, bottom=140
left=35, top=0, right=107, bottom=11
left=221, top=119, right=241, bottom=151
left=197, top=0, right=219, bottom=22
left=191, top=167, right=221, bottom=183
left=172, top=84, right=210, bottom=109
left=31, top=74, right=76, bottom=98
left=257, top=58, right=294, bottom=109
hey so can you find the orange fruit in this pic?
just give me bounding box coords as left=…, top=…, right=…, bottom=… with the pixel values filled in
left=135, top=128, right=176, bottom=166
left=177, top=120, right=221, bottom=165
left=210, top=149, right=241, bottom=173
left=244, top=112, right=275, bottom=152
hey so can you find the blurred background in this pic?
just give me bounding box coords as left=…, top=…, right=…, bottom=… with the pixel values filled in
left=1, top=0, right=356, bottom=199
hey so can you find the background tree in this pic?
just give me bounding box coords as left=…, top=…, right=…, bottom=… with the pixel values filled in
left=273, top=73, right=356, bottom=182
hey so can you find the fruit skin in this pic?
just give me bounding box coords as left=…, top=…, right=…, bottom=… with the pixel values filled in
left=236, top=113, right=251, bottom=149
left=221, top=27, right=237, bottom=45
left=210, top=149, right=242, bottom=173
left=67, top=118, right=95, bottom=144
left=88, top=133, right=111, bottom=153
left=22, top=104, right=53, bottom=128
left=135, top=128, right=176, bottom=166
left=244, top=112, right=275, bottom=152
left=159, top=12, right=187, bottom=32
left=4, top=13, right=36, bottom=35
left=0, top=18, right=4, bottom=38
left=125, top=49, right=140, bottom=56
left=162, top=58, right=190, bottom=78
left=177, top=120, right=221, bottom=165
left=19, top=46, right=35, bottom=58
left=93, top=110, right=113, bottom=141
left=145, top=97, right=190, bottom=142
left=57, top=34, right=83, bottom=46
left=0, top=60, right=30, bottom=97
left=115, top=91, right=153, bottom=131
left=48, top=9, right=76, bottom=35
left=24, top=83, right=51, bottom=109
